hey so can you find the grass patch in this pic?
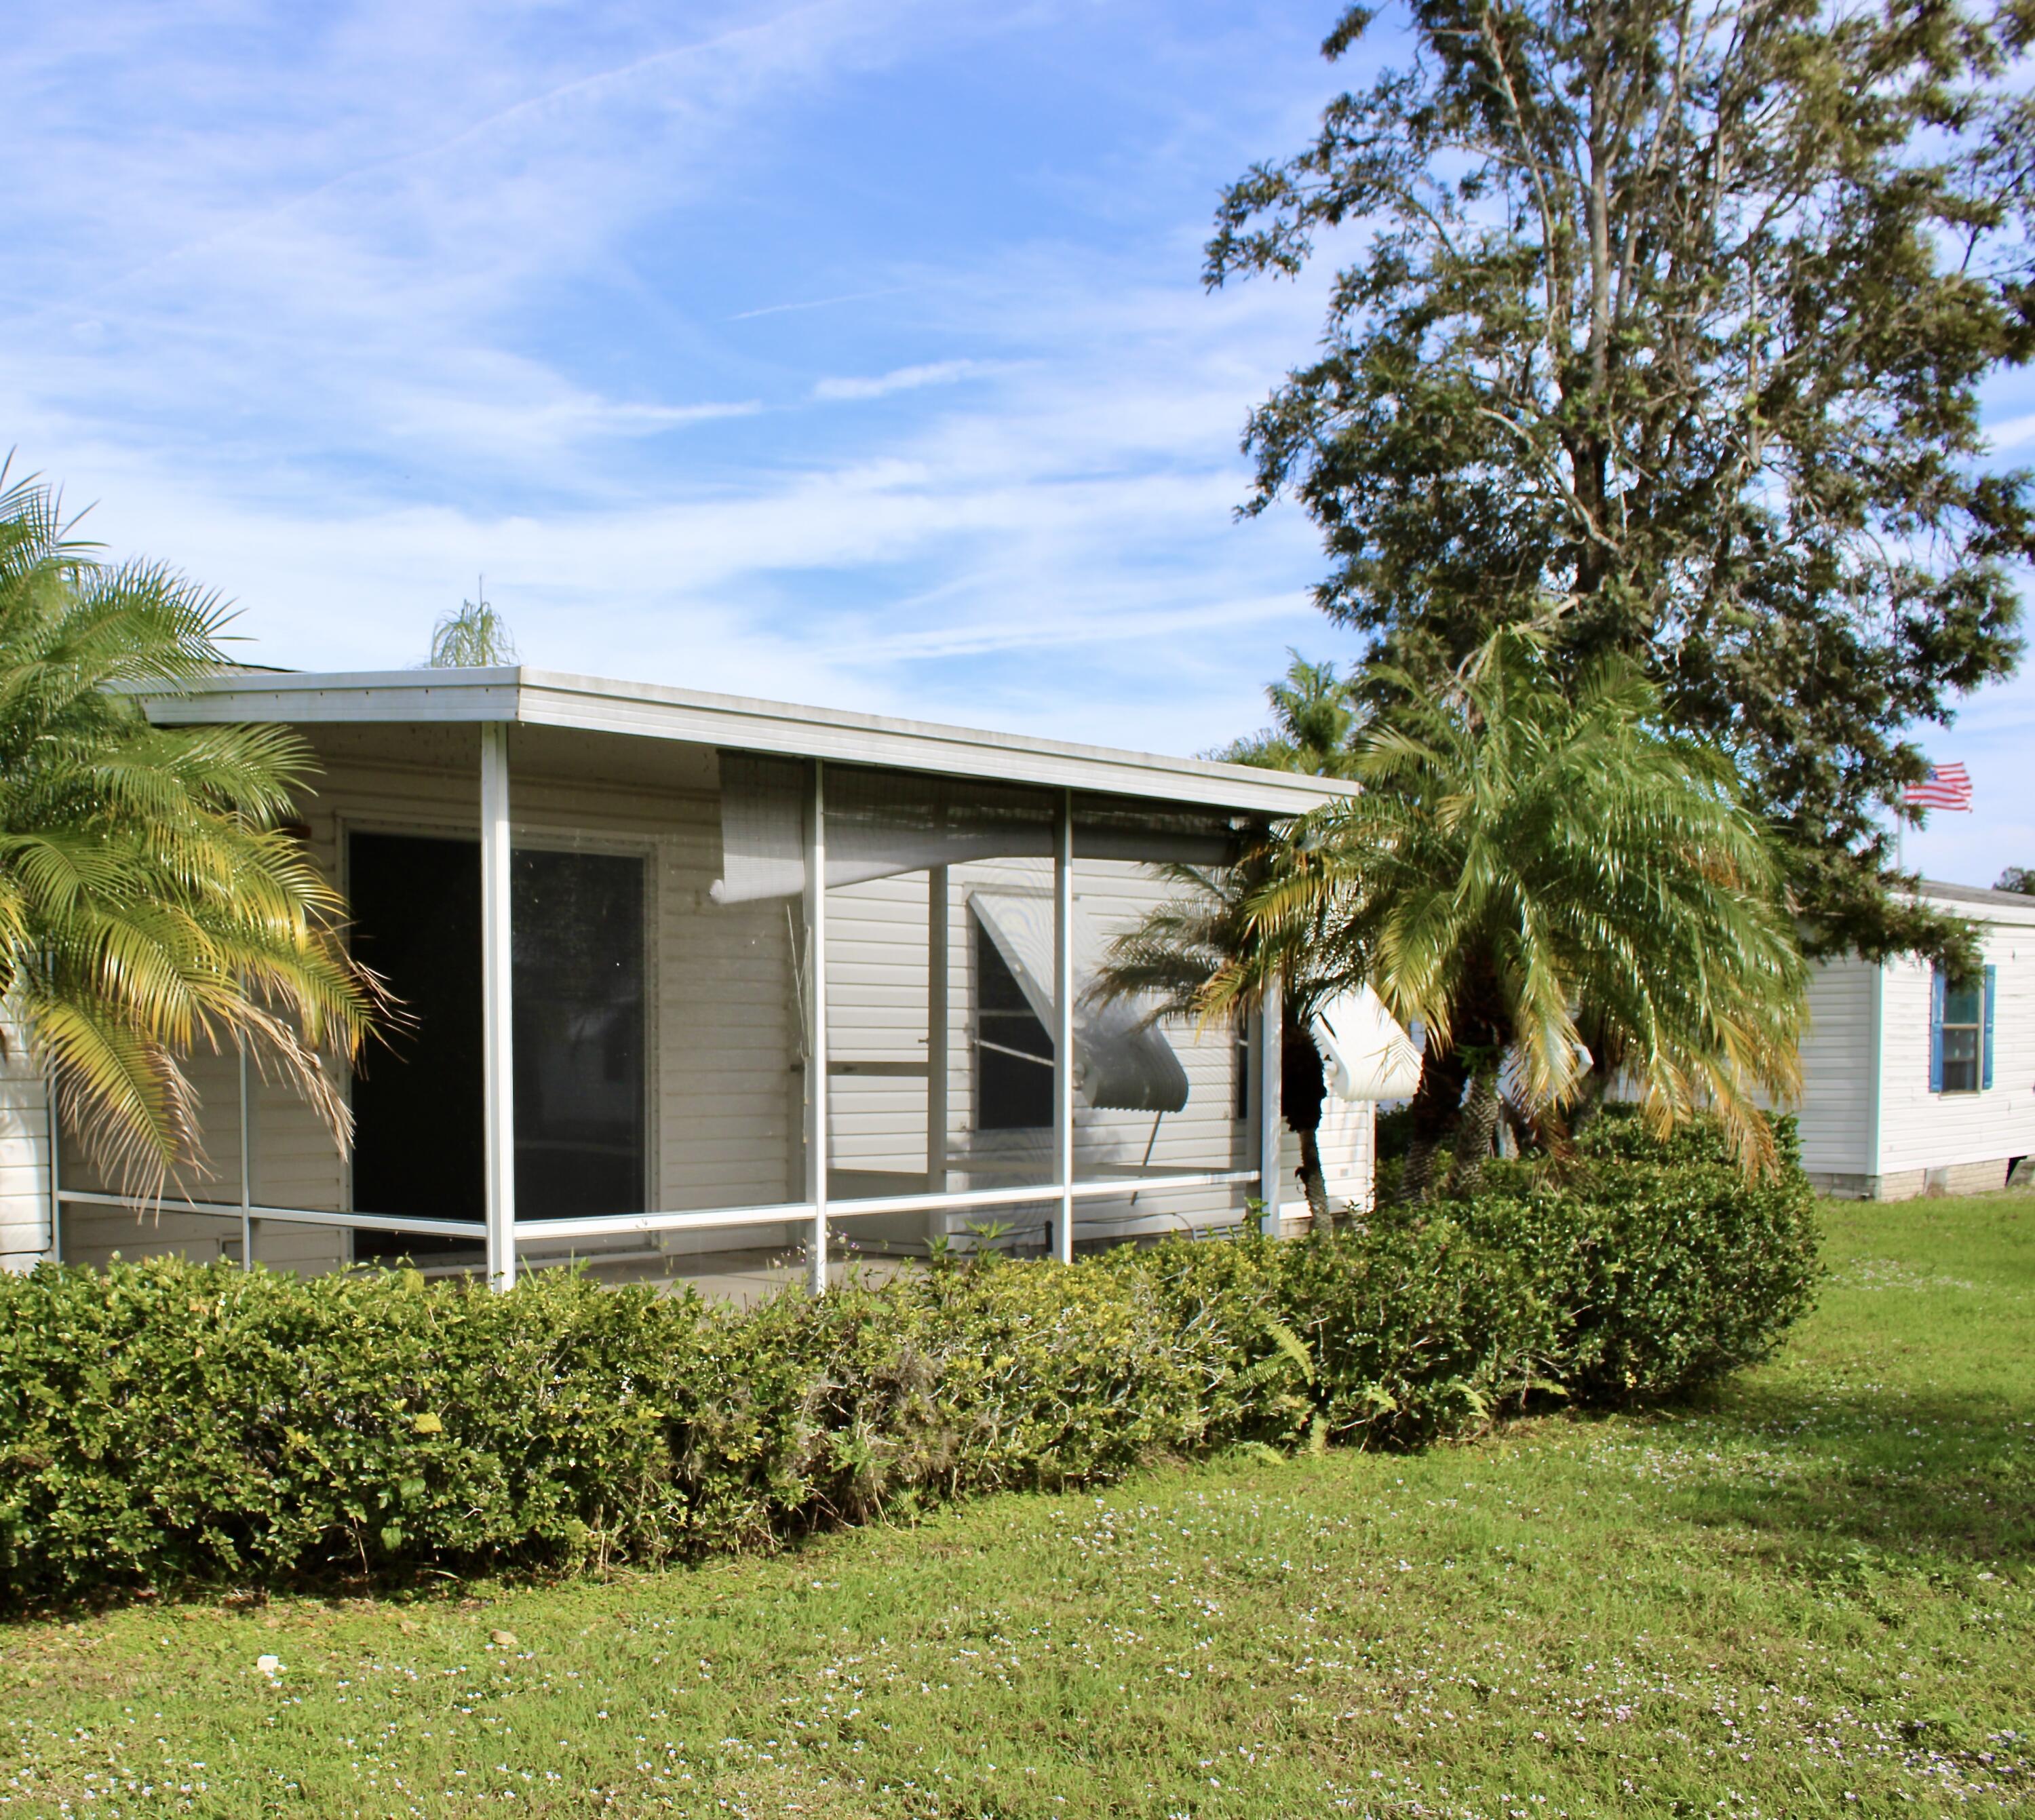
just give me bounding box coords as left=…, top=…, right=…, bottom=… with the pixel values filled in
left=2, top=1195, right=2029, bottom=1817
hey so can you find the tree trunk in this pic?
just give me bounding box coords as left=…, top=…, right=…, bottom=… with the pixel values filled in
left=1448, top=1058, right=1504, bottom=1192
left=1399, top=1043, right=1469, bottom=1203
left=1281, top=1020, right=1332, bottom=1233
left=1296, top=1123, right=1332, bottom=1233
left=1418, top=952, right=1512, bottom=1199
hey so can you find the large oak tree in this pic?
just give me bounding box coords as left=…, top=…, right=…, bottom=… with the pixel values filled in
left=1212, top=0, right=2035, bottom=961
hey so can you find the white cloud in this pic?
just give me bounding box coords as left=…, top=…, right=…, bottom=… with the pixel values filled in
left=1983, top=411, right=2035, bottom=452
left=812, top=360, right=990, bottom=402
left=0, top=1, right=1370, bottom=763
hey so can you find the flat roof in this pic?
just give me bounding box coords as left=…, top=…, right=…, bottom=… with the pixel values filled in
left=138, top=665, right=1355, bottom=817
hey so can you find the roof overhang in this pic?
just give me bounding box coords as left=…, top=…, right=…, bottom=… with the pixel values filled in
left=1914, top=879, right=2035, bottom=923
left=136, top=665, right=1355, bottom=817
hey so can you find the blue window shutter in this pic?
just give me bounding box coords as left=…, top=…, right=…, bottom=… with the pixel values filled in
left=1983, top=964, right=1997, bottom=1090
left=1929, top=969, right=1945, bottom=1093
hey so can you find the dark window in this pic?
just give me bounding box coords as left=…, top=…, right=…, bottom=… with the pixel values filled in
left=348, top=834, right=646, bottom=1258
left=1941, top=977, right=1983, bottom=1094
left=975, top=918, right=1053, bottom=1129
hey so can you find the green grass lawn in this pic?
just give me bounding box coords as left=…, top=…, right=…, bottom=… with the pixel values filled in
left=3, top=1196, right=2030, bottom=1819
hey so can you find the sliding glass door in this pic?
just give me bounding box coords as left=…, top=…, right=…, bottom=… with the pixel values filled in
left=348, top=832, right=646, bottom=1256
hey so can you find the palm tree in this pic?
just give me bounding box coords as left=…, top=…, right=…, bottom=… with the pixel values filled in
left=1216, top=650, right=1363, bottom=778
left=1233, top=630, right=1805, bottom=1196
left=0, top=467, right=382, bottom=1195
left=429, top=587, right=518, bottom=667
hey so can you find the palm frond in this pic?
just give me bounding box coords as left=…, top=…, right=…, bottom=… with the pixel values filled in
left=0, top=471, right=385, bottom=1195
left=1239, top=627, right=1805, bottom=1176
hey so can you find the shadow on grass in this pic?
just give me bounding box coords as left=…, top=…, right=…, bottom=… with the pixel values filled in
left=1640, top=1378, right=2035, bottom=1571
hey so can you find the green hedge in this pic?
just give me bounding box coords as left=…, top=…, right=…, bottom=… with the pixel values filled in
left=1444, top=1110, right=1824, bottom=1401
left=0, top=1115, right=1818, bottom=1606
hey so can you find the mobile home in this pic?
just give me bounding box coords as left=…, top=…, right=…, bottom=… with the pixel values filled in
left=1796, top=880, right=2035, bottom=1199
left=0, top=667, right=1379, bottom=1289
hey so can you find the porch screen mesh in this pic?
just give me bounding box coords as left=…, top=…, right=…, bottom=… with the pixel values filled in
left=712, top=756, right=1058, bottom=902
left=710, top=757, right=1254, bottom=904
left=1070, top=792, right=1248, bottom=867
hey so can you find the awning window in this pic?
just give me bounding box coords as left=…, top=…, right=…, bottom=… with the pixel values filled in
left=969, top=890, right=1190, bottom=1114
left=1311, top=986, right=1422, bottom=1101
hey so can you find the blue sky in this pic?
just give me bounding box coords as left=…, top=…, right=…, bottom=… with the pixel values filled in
left=8, top=0, right=2032, bottom=888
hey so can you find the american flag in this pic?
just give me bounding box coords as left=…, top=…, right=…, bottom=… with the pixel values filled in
left=1903, top=762, right=1973, bottom=811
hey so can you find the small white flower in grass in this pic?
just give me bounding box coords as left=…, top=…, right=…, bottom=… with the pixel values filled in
left=254, top=1655, right=283, bottom=1680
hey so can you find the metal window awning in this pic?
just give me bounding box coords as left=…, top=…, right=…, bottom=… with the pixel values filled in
left=1312, top=986, right=1422, bottom=1101
left=970, top=890, right=1190, bottom=1114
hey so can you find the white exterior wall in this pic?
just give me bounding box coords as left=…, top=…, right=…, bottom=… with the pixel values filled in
left=1874, top=910, right=2035, bottom=1189
left=1793, top=957, right=1878, bottom=1180
left=0, top=1010, right=52, bottom=1272
left=1797, top=888, right=2035, bottom=1199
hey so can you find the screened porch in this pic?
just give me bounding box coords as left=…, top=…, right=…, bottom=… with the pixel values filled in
left=36, top=670, right=1365, bottom=1293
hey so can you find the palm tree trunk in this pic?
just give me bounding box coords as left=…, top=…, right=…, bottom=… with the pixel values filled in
left=1297, top=1123, right=1332, bottom=1231
left=1281, top=1020, right=1332, bottom=1233
left=1567, top=1007, right=1620, bottom=1132
left=1448, top=1058, right=1504, bottom=1190
left=1399, top=1044, right=1468, bottom=1203
left=1434, top=956, right=1511, bottom=1195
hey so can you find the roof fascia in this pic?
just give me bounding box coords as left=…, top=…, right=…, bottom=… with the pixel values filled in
left=136, top=666, right=1353, bottom=817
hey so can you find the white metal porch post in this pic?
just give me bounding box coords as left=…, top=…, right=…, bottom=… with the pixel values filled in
left=481, top=722, right=517, bottom=1290
left=805, top=760, right=830, bottom=1296
left=926, top=865, right=950, bottom=1208
left=237, top=1043, right=254, bottom=1269
left=1051, top=790, right=1075, bottom=1263
left=1257, top=973, right=1284, bottom=1238
left=45, top=1078, right=61, bottom=1264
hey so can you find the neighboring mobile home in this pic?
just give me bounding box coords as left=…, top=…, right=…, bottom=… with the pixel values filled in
left=1796, top=880, right=2035, bottom=1198
left=0, top=667, right=1383, bottom=1288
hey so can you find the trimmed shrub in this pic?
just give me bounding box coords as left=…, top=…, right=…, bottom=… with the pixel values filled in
left=0, top=1114, right=1817, bottom=1606
left=1442, top=1110, right=1823, bottom=1401
left=0, top=1263, right=705, bottom=1603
